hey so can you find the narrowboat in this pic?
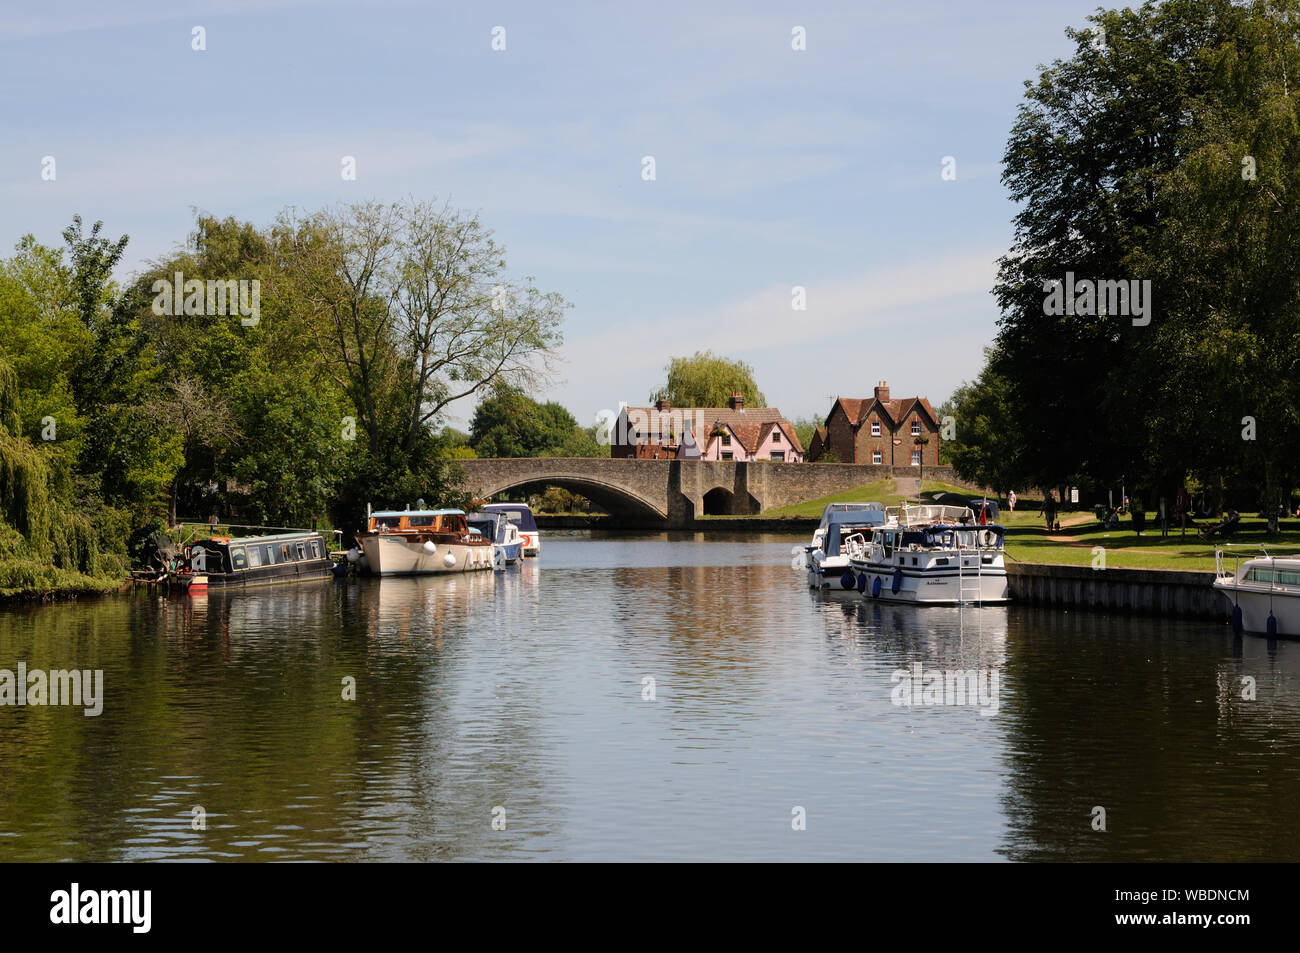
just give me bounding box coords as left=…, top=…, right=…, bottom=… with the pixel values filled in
left=169, top=531, right=334, bottom=591
left=1213, top=551, right=1300, bottom=637
left=480, top=503, right=541, bottom=556
left=356, top=508, right=495, bottom=575
left=847, top=504, right=1010, bottom=605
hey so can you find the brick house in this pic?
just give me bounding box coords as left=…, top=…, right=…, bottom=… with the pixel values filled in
left=610, top=393, right=804, bottom=462
left=811, top=382, right=940, bottom=466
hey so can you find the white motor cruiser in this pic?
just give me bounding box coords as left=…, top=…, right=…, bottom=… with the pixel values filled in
left=847, top=504, right=1009, bottom=605
left=1213, top=550, right=1300, bottom=637
left=806, top=507, right=892, bottom=591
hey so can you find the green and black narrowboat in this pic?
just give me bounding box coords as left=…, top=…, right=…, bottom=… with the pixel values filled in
left=170, top=531, right=334, bottom=591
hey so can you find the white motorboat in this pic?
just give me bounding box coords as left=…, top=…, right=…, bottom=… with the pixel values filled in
left=467, top=511, right=524, bottom=569
left=807, top=507, right=892, bottom=591
left=848, top=504, right=1009, bottom=605
left=1213, top=550, right=1300, bottom=637
left=794, top=502, right=888, bottom=571
left=481, top=503, right=541, bottom=557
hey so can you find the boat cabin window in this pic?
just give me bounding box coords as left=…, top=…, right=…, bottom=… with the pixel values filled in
left=281, top=543, right=293, bottom=561
left=247, top=546, right=262, bottom=568
left=310, top=540, right=321, bottom=558
left=296, top=542, right=307, bottom=560
left=231, top=547, right=248, bottom=571
left=407, top=516, right=435, bottom=527
left=882, top=532, right=894, bottom=558
left=1246, top=567, right=1300, bottom=585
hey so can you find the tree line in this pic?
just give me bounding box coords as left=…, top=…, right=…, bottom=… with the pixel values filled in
left=0, top=200, right=567, bottom=596
left=942, top=0, right=1300, bottom=516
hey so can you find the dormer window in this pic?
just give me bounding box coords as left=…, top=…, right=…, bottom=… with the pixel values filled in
left=871, top=421, right=881, bottom=437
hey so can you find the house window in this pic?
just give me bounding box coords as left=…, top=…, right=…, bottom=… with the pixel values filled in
left=911, top=420, right=921, bottom=436
left=772, top=431, right=781, bottom=443
left=721, top=434, right=731, bottom=446
left=771, top=451, right=785, bottom=461
left=722, top=452, right=733, bottom=461
left=872, top=450, right=883, bottom=464
left=911, top=449, right=922, bottom=466
left=871, top=421, right=881, bottom=437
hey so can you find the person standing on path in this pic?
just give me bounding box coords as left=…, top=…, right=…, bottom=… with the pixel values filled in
left=1008, top=490, right=1017, bottom=513
left=1044, top=491, right=1057, bottom=531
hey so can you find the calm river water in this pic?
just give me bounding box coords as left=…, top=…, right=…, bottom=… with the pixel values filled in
left=2, top=532, right=1298, bottom=862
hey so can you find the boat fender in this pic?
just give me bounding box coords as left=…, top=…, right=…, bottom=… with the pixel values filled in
left=891, top=568, right=903, bottom=594
left=856, top=573, right=866, bottom=593
left=1267, top=613, right=1278, bottom=637
left=871, top=576, right=881, bottom=599
left=346, top=547, right=360, bottom=564
left=840, top=571, right=855, bottom=590
left=443, top=552, right=457, bottom=568
left=423, top=540, right=437, bottom=555
left=980, top=530, right=994, bottom=547
left=1231, top=605, right=1243, bottom=635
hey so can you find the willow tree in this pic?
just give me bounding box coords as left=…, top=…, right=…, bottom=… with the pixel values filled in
left=654, top=351, right=767, bottom=408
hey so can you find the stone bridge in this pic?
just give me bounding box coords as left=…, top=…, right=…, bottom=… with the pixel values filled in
left=456, top=458, right=967, bottom=527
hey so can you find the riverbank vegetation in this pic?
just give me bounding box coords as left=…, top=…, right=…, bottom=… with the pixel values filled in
left=0, top=201, right=567, bottom=600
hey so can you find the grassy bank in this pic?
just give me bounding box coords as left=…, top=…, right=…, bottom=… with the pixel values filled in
left=0, top=560, right=126, bottom=602
left=1000, top=509, right=1297, bottom=572
left=751, top=478, right=984, bottom=519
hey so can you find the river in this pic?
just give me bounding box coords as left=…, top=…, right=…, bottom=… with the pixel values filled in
left=1, top=531, right=1298, bottom=861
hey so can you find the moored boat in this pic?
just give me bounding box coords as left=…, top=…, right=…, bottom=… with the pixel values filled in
left=356, top=508, right=495, bottom=575
left=795, top=502, right=888, bottom=571
left=807, top=508, right=891, bottom=590
left=467, top=511, right=524, bottom=568
left=169, top=531, right=334, bottom=591
left=480, top=503, right=540, bottom=556
left=1213, top=550, right=1300, bottom=637
left=848, top=504, right=1009, bottom=605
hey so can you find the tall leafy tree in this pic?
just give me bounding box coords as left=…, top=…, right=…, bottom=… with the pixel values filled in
left=654, top=351, right=766, bottom=407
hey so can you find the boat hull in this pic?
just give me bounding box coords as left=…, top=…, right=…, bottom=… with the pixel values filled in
left=358, top=533, right=494, bottom=575
left=1213, top=582, right=1300, bottom=637
left=848, top=562, right=1010, bottom=605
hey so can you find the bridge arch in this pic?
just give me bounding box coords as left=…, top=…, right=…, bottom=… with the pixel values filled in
left=478, top=475, right=667, bottom=521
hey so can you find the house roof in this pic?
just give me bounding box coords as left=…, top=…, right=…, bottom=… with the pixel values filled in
left=829, top=396, right=939, bottom=430
left=710, top=418, right=804, bottom=455
left=622, top=405, right=802, bottom=452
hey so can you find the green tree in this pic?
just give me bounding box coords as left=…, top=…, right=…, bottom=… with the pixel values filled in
left=654, top=351, right=766, bottom=407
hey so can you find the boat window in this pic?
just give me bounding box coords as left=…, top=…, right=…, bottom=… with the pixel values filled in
left=231, top=547, right=247, bottom=570
left=247, top=546, right=262, bottom=568
left=936, top=557, right=949, bottom=566
left=408, top=516, right=435, bottom=527
left=310, top=541, right=321, bottom=558
left=296, top=542, right=307, bottom=560
left=1247, top=568, right=1275, bottom=583
left=281, top=544, right=293, bottom=561
left=1278, top=570, right=1300, bottom=586
left=262, top=544, right=276, bottom=564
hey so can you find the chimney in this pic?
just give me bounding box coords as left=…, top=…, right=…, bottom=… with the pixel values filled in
left=655, top=397, right=671, bottom=412
left=728, top=391, right=745, bottom=411
left=874, top=381, right=890, bottom=403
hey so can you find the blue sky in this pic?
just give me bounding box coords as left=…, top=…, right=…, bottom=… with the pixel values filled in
left=0, top=0, right=1100, bottom=429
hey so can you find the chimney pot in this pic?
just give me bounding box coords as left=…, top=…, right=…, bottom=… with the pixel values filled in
left=728, top=392, right=745, bottom=411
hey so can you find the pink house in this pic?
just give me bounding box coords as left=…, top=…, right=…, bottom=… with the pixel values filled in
left=700, top=418, right=803, bottom=462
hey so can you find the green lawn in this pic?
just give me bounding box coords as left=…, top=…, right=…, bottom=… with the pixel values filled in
left=1001, top=510, right=1300, bottom=571
left=757, top=478, right=987, bottom=518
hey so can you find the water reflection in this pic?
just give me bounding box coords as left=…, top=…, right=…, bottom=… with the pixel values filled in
left=0, top=533, right=1298, bottom=861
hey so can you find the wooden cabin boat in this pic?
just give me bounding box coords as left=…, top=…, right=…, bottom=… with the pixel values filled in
left=356, top=508, right=495, bottom=576
left=169, top=531, right=334, bottom=591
